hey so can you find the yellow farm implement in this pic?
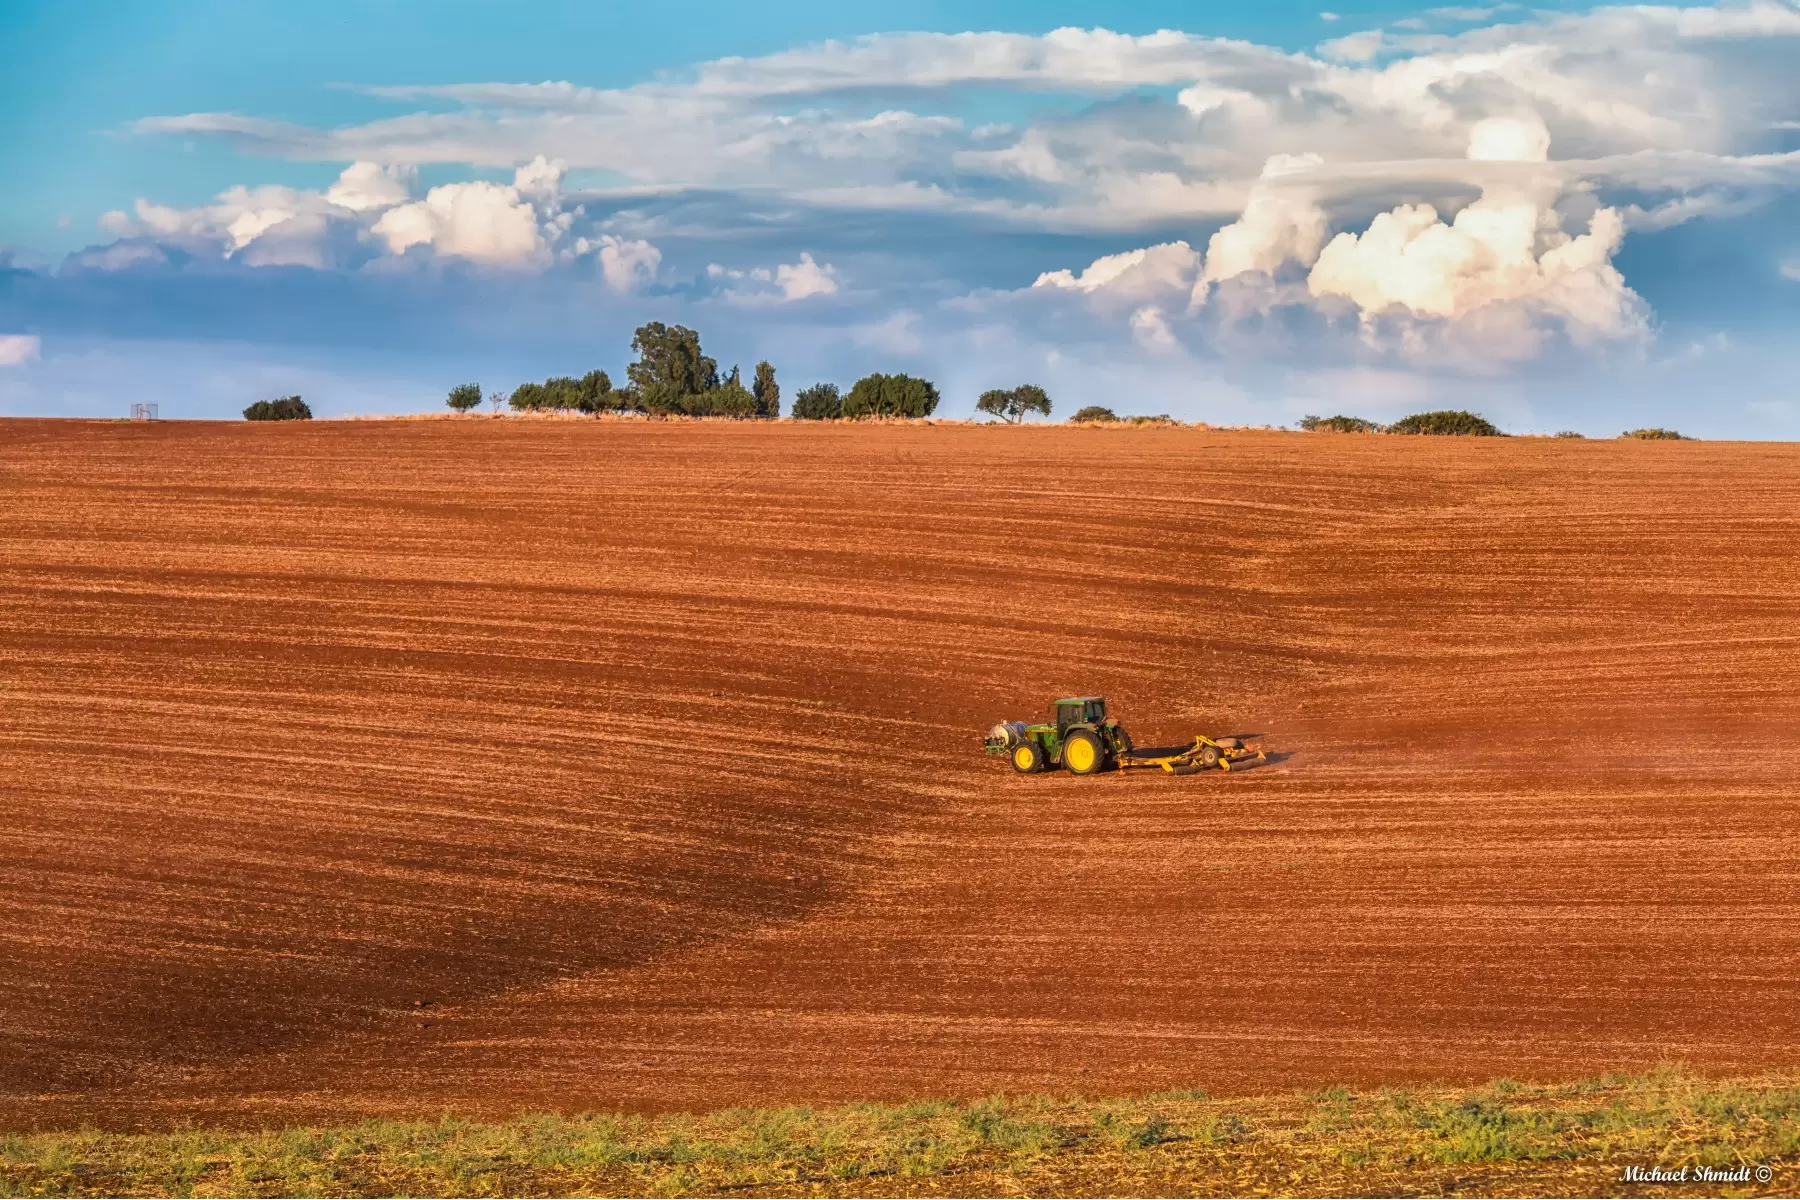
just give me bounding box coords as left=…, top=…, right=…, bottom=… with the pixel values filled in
left=984, top=697, right=1264, bottom=775
left=1116, top=734, right=1265, bottom=774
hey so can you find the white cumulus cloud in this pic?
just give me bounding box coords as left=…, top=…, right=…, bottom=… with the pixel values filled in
left=89, top=160, right=573, bottom=271
left=96, top=186, right=345, bottom=267
left=0, top=334, right=42, bottom=366
left=1304, top=119, right=1643, bottom=350
left=1034, top=242, right=1200, bottom=300
left=1466, top=115, right=1551, bottom=163
left=512, top=155, right=566, bottom=199
left=1129, top=306, right=1179, bottom=352
left=1308, top=204, right=1639, bottom=354
left=1191, top=154, right=1330, bottom=308
left=584, top=234, right=661, bottom=292
left=325, top=162, right=415, bottom=212
left=707, top=251, right=842, bottom=303
left=372, top=180, right=547, bottom=266
left=775, top=252, right=839, bottom=300
left=1031, top=115, right=1645, bottom=365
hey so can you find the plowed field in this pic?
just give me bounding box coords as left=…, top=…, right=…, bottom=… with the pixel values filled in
left=3, top=418, right=1798, bottom=1130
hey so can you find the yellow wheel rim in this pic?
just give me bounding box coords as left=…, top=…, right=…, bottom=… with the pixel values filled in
left=1066, top=738, right=1096, bottom=772
left=1013, top=745, right=1034, bottom=770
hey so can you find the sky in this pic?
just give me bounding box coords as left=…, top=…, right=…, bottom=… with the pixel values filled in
left=2, top=0, right=1799, bottom=434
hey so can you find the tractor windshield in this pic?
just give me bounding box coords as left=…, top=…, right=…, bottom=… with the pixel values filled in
left=1053, top=699, right=1107, bottom=728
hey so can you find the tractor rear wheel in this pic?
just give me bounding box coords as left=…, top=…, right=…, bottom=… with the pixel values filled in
left=1011, top=740, right=1045, bottom=774
left=1063, top=729, right=1104, bottom=775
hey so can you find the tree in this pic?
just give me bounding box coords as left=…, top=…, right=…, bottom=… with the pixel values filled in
left=575, top=369, right=614, bottom=414
left=1386, top=410, right=1502, bottom=436
left=842, top=373, right=940, bottom=419
left=447, top=382, right=482, bottom=413
left=975, top=390, right=1010, bottom=422
left=486, top=389, right=507, bottom=414
left=1070, top=406, right=1118, bottom=423
left=791, top=383, right=842, bottom=420
left=752, top=361, right=780, bottom=418
left=627, top=322, right=717, bottom=414
left=244, top=395, right=311, bottom=421
left=544, top=376, right=583, bottom=411
left=1298, top=414, right=1378, bottom=433
left=508, top=378, right=578, bottom=412
left=693, top=365, right=756, bottom=418
left=976, top=384, right=1053, bottom=424
left=510, top=371, right=619, bottom=415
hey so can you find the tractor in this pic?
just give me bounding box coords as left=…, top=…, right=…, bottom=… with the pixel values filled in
left=984, top=696, right=1263, bottom=775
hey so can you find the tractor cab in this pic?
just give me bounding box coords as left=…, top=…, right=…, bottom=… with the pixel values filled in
left=1052, top=696, right=1108, bottom=732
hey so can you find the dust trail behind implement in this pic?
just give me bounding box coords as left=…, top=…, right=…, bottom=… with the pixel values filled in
left=2, top=419, right=1797, bottom=1127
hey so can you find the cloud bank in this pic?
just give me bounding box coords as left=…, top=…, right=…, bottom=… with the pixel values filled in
left=1032, top=115, right=1647, bottom=368
left=8, top=2, right=1800, bottom=427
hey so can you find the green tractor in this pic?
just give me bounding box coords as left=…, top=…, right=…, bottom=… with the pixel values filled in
left=984, top=696, right=1264, bottom=776
left=984, top=696, right=1130, bottom=775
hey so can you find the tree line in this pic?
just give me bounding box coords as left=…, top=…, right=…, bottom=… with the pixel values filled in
left=1298, top=411, right=1505, bottom=436
left=452, top=322, right=1052, bottom=422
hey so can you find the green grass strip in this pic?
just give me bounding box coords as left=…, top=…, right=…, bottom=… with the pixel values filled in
left=4, top=1065, right=1797, bottom=1197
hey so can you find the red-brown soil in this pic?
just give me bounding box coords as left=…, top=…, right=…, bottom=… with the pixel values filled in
left=3, top=418, right=1798, bottom=1131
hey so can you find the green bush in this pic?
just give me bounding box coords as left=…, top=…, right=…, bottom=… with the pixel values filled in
left=446, top=383, right=482, bottom=413
left=1299, top=414, right=1378, bottom=433
left=508, top=381, right=560, bottom=411
left=1069, top=406, right=1118, bottom=424
left=547, top=376, right=586, bottom=411
left=791, top=383, right=842, bottom=420
left=575, top=370, right=615, bottom=414
left=1553, top=430, right=1586, bottom=439
left=243, top=396, right=311, bottom=421
left=842, top=373, right=939, bottom=419
left=1387, top=410, right=1502, bottom=436
left=1622, top=427, right=1687, bottom=440
left=509, top=371, right=618, bottom=414
left=1125, top=414, right=1176, bottom=426
left=684, top=366, right=757, bottom=418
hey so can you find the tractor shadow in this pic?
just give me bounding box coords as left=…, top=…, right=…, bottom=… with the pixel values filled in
left=1235, top=749, right=1294, bottom=769
left=1098, top=747, right=1293, bottom=773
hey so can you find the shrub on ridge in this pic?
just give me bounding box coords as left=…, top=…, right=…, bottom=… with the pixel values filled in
left=244, top=396, right=311, bottom=421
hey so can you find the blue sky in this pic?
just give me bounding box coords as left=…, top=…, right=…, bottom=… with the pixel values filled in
left=3, top=0, right=1798, bottom=433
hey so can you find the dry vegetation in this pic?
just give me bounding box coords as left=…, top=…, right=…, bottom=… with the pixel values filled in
left=3, top=1068, right=1795, bottom=1198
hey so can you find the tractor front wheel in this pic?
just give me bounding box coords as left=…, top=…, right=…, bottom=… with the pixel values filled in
left=1011, top=740, right=1046, bottom=774
left=1063, top=729, right=1105, bottom=775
